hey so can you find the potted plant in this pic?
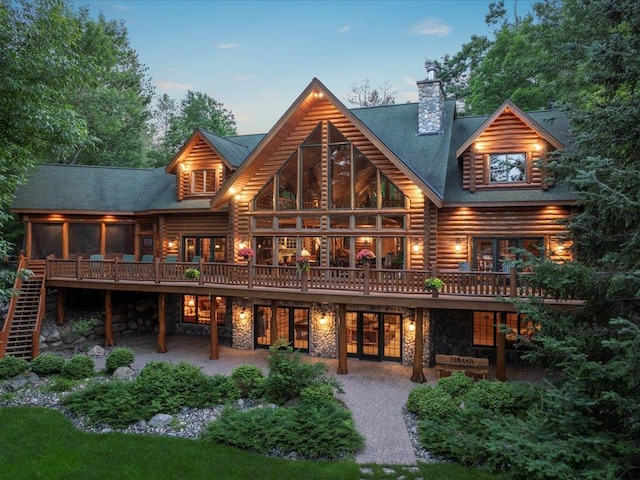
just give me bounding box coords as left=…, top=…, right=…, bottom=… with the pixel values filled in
left=184, top=268, right=200, bottom=280
left=356, top=248, right=375, bottom=265
left=17, top=268, right=34, bottom=281
left=424, top=277, right=444, bottom=297
left=238, top=246, right=255, bottom=260
left=296, top=256, right=310, bottom=273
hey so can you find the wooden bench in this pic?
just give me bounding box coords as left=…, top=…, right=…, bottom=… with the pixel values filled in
left=434, top=354, right=489, bottom=380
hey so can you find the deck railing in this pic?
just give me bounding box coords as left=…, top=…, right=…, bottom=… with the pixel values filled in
left=45, top=257, right=543, bottom=298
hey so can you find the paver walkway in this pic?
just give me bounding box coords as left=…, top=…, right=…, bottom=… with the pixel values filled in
left=101, top=334, right=427, bottom=465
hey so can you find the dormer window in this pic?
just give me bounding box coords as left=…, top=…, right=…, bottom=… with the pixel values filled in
left=191, top=169, right=218, bottom=195
left=489, top=153, right=526, bottom=183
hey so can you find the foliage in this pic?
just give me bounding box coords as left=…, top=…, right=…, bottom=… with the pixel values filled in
left=133, top=361, right=237, bottom=413
left=405, top=384, right=458, bottom=421
left=63, top=379, right=142, bottom=428
left=0, top=355, right=29, bottom=380
left=184, top=268, right=200, bottom=280
left=70, top=316, right=99, bottom=336
left=30, top=353, right=66, bottom=376
left=105, top=347, right=135, bottom=373
left=238, top=246, right=255, bottom=258
left=202, top=402, right=363, bottom=460
left=462, top=380, right=527, bottom=414
left=437, top=371, right=474, bottom=398
left=345, top=79, right=396, bottom=108
left=154, top=90, right=236, bottom=164
left=230, top=365, right=265, bottom=399
left=423, top=277, right=444, bottom=291
left=300, top=383, right=336, bottom=408
left=63, top=361, right=240, bottom=427
left=264, top=339, right=343, bottom=405
left=61, top=354, right=95, bottom=380
left=40, top=376, right=77, bottom=393
left=356, top=248, right=375, bottom=262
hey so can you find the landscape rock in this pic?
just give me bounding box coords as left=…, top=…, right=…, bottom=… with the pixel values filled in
left=112, top=366, right=136, bottom=380
left=87, top=345, right=105, bottom=356
left=7, top=372, right=40, bottom=391
left=149, top=413, right=173, bottom=427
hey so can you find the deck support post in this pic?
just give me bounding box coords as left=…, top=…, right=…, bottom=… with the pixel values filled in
left=337, top=304, right=348, bottom=374
left=270, top=299, right=278, bottom=345
left=158, top=293, right=167, bottom=353
left=210, top=295, right=219, bottom=359
left=411, top=307, right=427, bottom=383
left=104, top=290, right=114, bottom=347
left=56, top=288, right=66, bottom=325
left=496, top=312, right=507, bottom=381
left=301, top=270, right=308, bottom=292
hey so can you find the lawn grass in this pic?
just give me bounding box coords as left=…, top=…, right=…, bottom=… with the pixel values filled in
left=0, top=407, right=505, bottom=480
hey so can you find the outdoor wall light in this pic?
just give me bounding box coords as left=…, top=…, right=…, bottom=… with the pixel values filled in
left=408, top=321, right=416, bottom=332
left=455, top=239, right=462, bottom=252
left=412, top=243, right=420, bottom=253
left=318, top=314, right=327, bottom=326
left=239, top=309, right=246, bottom=321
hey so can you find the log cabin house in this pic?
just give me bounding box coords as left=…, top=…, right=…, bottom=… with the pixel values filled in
left=6, top=65, right=577, bottom=380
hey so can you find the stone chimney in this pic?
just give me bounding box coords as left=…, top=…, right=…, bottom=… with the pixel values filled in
left=417, top=60, right=444, bottom=135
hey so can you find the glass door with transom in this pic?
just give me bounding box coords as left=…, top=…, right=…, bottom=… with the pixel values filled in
left=346, top=311, right=401, bottom=361
left=254, top=305, right=309, bottom=352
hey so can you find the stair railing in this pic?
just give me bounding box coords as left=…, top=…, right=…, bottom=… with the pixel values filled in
left=30, top=259, right=47, bottom=359
left=0, top=256, right=27, bottom=358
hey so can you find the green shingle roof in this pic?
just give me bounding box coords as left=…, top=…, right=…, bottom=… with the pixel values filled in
left=11, top=99, right=576, bottom=214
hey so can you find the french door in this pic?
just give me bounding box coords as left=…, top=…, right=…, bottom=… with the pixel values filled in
left=254, top=305, right=309, bottom=352
left=346, top=311, right=402, bottom=361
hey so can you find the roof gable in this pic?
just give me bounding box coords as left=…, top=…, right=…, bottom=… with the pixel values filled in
left=455, top=100, right=564, bottom=158
left=210, top=78, right=446, bottom=209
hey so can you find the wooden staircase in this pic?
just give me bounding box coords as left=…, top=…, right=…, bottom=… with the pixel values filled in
left=0, top=258, right=47, bottom=360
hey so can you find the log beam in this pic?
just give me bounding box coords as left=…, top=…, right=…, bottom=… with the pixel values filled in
left=158, top=292, right=167, bottom=353
left=210, top=296, right=219, bottom=359
left=56, top=288, right=66, bottom=325
left=337, top=304, right=348, bottom=374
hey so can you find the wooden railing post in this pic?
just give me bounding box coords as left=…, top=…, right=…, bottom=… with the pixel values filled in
left=247, top=262, right=253, bottom=289
left=198, top=257, right=205, bottom=286
left=154, top=258, right=160, bottom=284
left=114, top=257, right=120, bottom=283
left=76, top=256, right=82, bottom=280
left=363, top=263, right=370, bottom=295
left=510, top=267, right=517, bottom=298
left=301, top=270, right=308, bottom=292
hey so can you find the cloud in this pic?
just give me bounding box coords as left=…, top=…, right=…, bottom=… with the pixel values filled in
left=111, top=4, right=131, bottom=12
left=338, top=25, right=350, bottom=33
left=408, top=18, right=451, bottom=36
left=403, top=76, right=415, bottom=86
left=233, top=74, right=254, bottom=81
left=217, top=43, right=240, bottom=49
left=156, top=81, right=193, bottom=91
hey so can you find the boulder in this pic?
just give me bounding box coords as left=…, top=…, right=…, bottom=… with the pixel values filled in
left=112, top=366, right=136, bottom=380
left=7, top=372, right=40, bottom=391
left=87, top=345, right=105, bottom=356
left=148, top=413, right=173, bottom=427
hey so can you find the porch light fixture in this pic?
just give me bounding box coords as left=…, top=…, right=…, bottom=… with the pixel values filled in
left=168, top=239, right=175, bottom=249
left=412, top=243, right=420, bottom=253
left=455, top=239, right=462, bottom=252
left=319, top=314, right=327, bottom=326
left=408, top=320, right=416, bottom=332
left=239, top=308, right=246, bottom=321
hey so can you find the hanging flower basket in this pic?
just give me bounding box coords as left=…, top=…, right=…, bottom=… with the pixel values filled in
left=296, top=256, right=310, bottom=273
left=184, top=268, right=200, bottom=280
left=356, top=248, right=375, bottom=265
left=238, top=246, right=255, bottom=260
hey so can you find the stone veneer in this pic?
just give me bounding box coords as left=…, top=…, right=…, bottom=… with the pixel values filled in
left=309, top=304, right=336, bottom=358
left=231, top=298, right=254, bottom=350
left=402, top=309, right=431, bottom=367
left=417, top=79, right=444, bottom=135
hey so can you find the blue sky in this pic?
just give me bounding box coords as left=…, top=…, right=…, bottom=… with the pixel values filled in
left=81, top=0, right=532, bottom=135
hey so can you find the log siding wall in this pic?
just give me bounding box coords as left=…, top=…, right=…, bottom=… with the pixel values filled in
left=437, top=205, right=572, bottom=270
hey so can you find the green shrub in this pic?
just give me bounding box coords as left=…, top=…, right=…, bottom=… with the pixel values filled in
left=264, top=340, right=342, bottom=405
left=406, top=384, right=459, bottom=421
left=300, top=383, right=335, bottom=407
left=71, top=317, right=99, bottom=336
left=63, top=380, right=142, bottom=428
left=464, top=380, right=521, bottom=414
left=203, top=402, right=363, bottom=460
left=61, top=354, right=95, bottom=380
left=438, top=371, right=474, bottom=398
left=0, top=356, right=29, bottom=380
left=105, top=347, right=135, bottom=373
left=41, top=376, right=77, bottom=393
left=230, top=365, right=265, bottom=399
left=30, top=353, right=65, bottom=376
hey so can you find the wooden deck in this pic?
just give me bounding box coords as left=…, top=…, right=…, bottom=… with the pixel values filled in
left=42, top=257, right=558, bottom=311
